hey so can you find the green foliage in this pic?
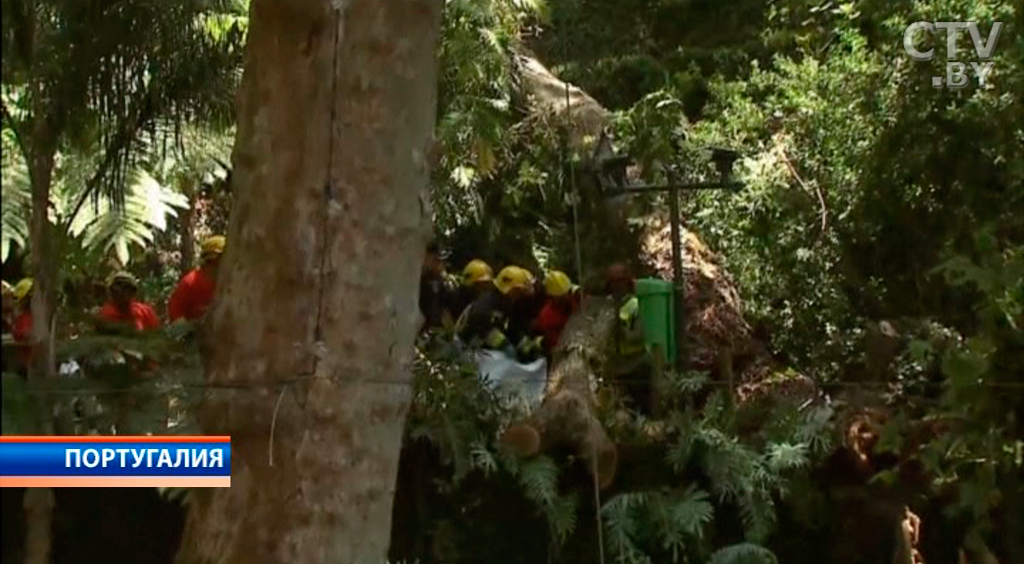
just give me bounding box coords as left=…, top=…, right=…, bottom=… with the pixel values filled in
left=398, top=334, right=832, bottom=563
left=597, top=390, right=815, bottom=564
left=1, top=0, right=244, bottom=282
left=1, top=373, right=45, bottom=434
left=434, top=0, right=541, bottom=228
left=603, top=486, right=717, bottom=564
left=2, top=141, right=191, bottom=273
left=0, top=123, right=30, bottom=262
left=708, top=543, right=778, bottom=564
left=663, top=390, right=831, bottom=547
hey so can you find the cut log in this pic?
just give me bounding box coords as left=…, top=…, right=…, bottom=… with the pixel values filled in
left=501, top=297, right=619, bottom=489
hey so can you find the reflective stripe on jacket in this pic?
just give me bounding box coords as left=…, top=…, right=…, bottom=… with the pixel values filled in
left=616, top=295, right=645, bottom=356
left=456, top=289, right=510, bottom=350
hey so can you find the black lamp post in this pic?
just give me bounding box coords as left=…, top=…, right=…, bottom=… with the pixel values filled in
left=592, top=134, right=743, bottom=371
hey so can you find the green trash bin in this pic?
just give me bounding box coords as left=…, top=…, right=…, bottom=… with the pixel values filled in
left=636, top=278, right=675, bottom=364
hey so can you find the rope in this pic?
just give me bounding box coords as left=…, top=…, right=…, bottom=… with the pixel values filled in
left=592, top=442, right=606, bottom=564
left=565, top=78, right=585, bottom=300
left=267, top=385, right=288, bottom=467
left=554, top=5, right=585, bottom=306
left=11, top=375, right=1024, bottom=397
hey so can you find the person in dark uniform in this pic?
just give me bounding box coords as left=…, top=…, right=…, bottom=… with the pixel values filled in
left=457, top=266, right=543, bottom=362
left=419, top=242, right=459, bottom=332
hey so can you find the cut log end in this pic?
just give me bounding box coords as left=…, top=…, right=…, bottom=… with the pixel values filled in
left=502, top=424, right=542, bottom=457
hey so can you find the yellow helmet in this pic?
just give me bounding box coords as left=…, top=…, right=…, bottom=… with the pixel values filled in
left=495, top=266, right=535, bottom=295
left=12, top=278, right=33, bottom=300
left=201, top=235, right=226, bottom=260
left=543, top=270, right=573, bottom=297
left=462, top=259, right=493, bottom=286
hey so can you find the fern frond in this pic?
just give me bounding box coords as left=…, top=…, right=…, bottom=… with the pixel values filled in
left=602, top=493, right=652, bottom=564
left=708, top=543, right=778, bottom=564
left=797, top=404, right=836, bottom=455
left=765, top=442, right=809, bottom=473
left=738, top=490, right=776, bottom=545
left=666, top=486, right=715, bottom=538
left=517, top=455, right=559, bottom=507
left=548, top=493, right=578, bottom=544
left=469, top=441, right=498, bottom=475
left=0, top=126, right=31, bottom=261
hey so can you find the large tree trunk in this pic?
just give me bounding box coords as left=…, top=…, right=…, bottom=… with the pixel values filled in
left=175, top=1, right=443, bottom=563
left=22, top=488, right=54, bottom=564
left=24, top=90, right=60, bottom=564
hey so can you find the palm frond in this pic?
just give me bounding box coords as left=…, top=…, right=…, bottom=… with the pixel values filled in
left=4, top=0, right=246, bottom=209
left=1, top=126, right=30, bottom=261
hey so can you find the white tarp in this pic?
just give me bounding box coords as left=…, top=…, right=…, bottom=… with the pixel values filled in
left=472, top=349, right=547, bottom=410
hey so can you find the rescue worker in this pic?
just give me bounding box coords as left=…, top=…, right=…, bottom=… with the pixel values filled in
left=419, top=242, right=459, bottom=331
left=605, top=264, right=653, bottom=414
left=168, top=235, right=224, bottom=322
left=93, top=272, right=161, bottom=431
left=10, top=278, right=35, bottom=371
left=457, top=265, right=543, bottom=362
left=455, top=259, right=494, bottom=315
left=532, top=270, right=581, bottom=358
left=96, top=272, right=160, bottom=333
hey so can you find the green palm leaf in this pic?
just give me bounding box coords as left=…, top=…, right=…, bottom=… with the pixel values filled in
left=71, top=167, right=187, bottom=264
left=1, top=128, right=30, bottom=262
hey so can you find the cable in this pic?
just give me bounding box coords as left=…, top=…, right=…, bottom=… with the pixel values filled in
left=10, top=374, right=1024, bottom=397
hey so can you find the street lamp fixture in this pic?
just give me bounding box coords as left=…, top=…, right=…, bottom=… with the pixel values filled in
left=590, top=133, right=744, bottom=370
left=592, top=137, right=744, bottom=195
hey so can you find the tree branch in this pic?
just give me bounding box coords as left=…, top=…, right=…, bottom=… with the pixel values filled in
left=780, top=148, right=828, bottom=233
left=65, top=91, right=158, bottom=230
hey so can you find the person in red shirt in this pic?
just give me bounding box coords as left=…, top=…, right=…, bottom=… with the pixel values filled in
left=96, top=272, right=160, bottom=332
left=532, top=270, right=581, bottom=358
left=9, top=278, right=35, bottom=371
left=168, top=235, right=224, bottom=322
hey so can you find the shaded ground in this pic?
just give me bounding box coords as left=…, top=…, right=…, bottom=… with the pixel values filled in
left=2, top=488, right=185, bottom=564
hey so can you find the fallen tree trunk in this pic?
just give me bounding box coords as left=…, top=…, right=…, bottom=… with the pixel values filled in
left=501, top=297, right=619, bottom=489
left=514, top=52, right=609, bottom=154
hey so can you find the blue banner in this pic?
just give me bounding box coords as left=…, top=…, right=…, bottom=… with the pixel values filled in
left=0, top=441, right=231, bottom=476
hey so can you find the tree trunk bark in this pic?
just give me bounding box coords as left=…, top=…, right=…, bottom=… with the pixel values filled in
left=24, top=93, right=60, bottom=564
left=22, top=488, right=54, bottom=564
left=27, top=113, right=58, bottom=383
left=175, top=1, right=443, bottom=563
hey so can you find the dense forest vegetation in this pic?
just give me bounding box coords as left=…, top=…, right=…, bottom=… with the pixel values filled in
left=1, top=0, right=1021, bottom=563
